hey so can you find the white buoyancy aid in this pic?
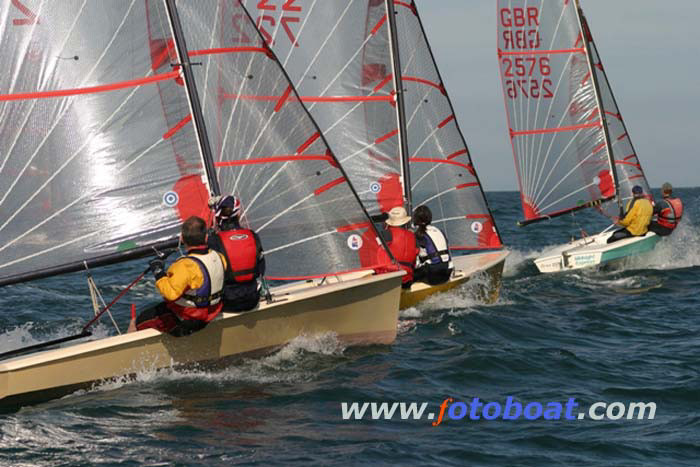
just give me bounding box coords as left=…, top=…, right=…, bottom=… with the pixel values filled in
left=174, top=250, right=225, bottom=308
left=417, top=226, right=453, bottom=269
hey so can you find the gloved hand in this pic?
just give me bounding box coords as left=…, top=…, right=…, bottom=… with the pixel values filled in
left=149, top=258, right=166, bottom=280
left=208, top=195, right=222, bottom=208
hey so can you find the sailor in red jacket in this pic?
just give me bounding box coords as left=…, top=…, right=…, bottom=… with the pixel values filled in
left=377, top=206, right=419, bottom=288
left=649, top=183, right=683, bottom=237
left=208, top=195, right=265, bottom=311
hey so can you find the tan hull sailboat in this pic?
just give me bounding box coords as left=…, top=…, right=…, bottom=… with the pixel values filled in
left=0, top=271, right=403, bottom=408
left=400, top=251, right=508, bottom=309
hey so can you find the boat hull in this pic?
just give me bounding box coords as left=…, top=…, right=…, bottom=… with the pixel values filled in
left=399, top=251, right=509, bottom=309
left=0, top=271, right=403, bottom=409
left=534, top=231, right=659, bottom=274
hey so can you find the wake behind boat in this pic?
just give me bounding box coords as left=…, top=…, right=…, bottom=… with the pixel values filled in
left=497, top=0, right=660, bottom=273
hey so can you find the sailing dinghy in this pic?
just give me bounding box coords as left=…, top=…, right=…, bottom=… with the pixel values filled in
left=245, top=0, right=508, bottom=308
left=0, top=0, right=402, bottom=409
left=496, top=0, right=658, bottom=273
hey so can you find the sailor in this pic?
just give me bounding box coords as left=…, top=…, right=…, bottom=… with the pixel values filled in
left=412, top=205, right=454, bottom=285
left=207, top=195, right=265, bottom=312
left=132, top=216, right=227, bottom=336
left=607, top=185, right=654, bottom=244
left=377, top=206, right=419, bottom=288
left=649, top=182, right=683, bottom=237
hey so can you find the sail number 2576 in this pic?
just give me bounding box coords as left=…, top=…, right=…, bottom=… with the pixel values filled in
left=502, top=57, right=553, bottom=99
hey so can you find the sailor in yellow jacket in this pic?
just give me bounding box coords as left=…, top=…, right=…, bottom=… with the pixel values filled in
left=607, top=185, right=654, bottom=244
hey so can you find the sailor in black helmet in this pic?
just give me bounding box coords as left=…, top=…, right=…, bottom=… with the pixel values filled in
left=412, top=205, right=454, bottom=285
left=207, top=195, right=265, bottom=312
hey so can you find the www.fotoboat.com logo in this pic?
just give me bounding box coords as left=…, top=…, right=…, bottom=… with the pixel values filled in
left=341, top=397, right=657, bottom=425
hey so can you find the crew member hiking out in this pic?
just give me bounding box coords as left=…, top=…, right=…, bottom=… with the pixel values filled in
left=649, top=182, right=683, bottom=237
left=376, top=206, right=418, bottom=288
left=607, top=185, right=654, bottom=244
left=412, top=205, right=454, bottom=285
left=207, top=195, right=265, bottom=312
left=130, top=216, right=227, bottom=337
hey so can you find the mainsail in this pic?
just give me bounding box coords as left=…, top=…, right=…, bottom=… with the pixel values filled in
left=394, top=0, right=502, bottom=249
left=173, top=0, right=393, bottom=279
left=0, top=0, right=209, bottom=286
left=578, top=11, right=652, bottom=218
left=497, top=1, right=621, bottom=224
left=242, top=0, right=406, bottom=217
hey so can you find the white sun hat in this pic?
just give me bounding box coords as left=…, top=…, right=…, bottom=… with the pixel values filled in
left=385, top=206, right=412, bottom=227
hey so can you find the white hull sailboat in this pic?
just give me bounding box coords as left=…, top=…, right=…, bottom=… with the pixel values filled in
left=0, top=271, right=403, bottom=409
left=497, top=0, right=658, bottom=273
left=533, top=231, right=658, bottom=274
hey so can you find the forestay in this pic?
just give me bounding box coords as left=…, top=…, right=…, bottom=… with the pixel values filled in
left=174, top=0, right=393, bottom=279
left=578, top=12, right=652, bottom=218
left=497, top=1, right=616, bottom=222
left=0, top=0, right=209, bottom=286
left=394, top=0, right=502, bottom=250
left=240, top=0, right=406, bottom=217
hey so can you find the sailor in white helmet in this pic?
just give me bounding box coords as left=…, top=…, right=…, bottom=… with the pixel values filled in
left=412, top=205, right=454, bottom=285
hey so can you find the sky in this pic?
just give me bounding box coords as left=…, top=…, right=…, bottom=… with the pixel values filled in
left=416, top=0, right=699, bottom=191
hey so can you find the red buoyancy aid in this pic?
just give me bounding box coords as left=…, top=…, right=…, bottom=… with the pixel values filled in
left=387, top=226, right=418, bottom=284
left=657, top=197, right=683, bottom=230
left=218, top=229, right=259, bottom=283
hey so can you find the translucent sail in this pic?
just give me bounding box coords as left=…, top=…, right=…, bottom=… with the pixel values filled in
left=174, top=0, right=392, bottom=279
left=496, top=1, right=615, bottom=222
left=0, top=0, right=208, bottom=286
left=239, top=0, right=405, bottom=217
left=579, top=13, right=652, bottom=217
left=395, top=1, right=502, bottom=250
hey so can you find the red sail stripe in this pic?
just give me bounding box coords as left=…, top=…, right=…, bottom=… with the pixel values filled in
left=163, top=115, right=192, bottom=140
left=370, top=14, right=387, bottom=35
left=336, top=222, right=372, bottom=233
left=447, top=149, right=468, bottom=160
left=402, top=76, right=445, bottom=94
left=0, top=71, right=179, bottom=101
left=274, top=85, right=293, bottom=112
left=375, top=129, right=399, bottom=145
left=221, top=93, right=392, bottom=103
left=623, top=153, right=638, bottom=161
left=616, top=160, right=641, bottom=168
left=438, top=114, right=455, bottom=129
left=466, top=214, right=491, bottom=219
left=296, top=132, right=321, bottom=154
left=510, top=122, right=601, bottom=137
left=189, top=47, right=270, bottom=56
left=410, top=157, right=473, bottom=173
left=373, top=74, right=394, bottom=93
left=455, top=183, right=478, bottom=190
left=314, top=177, right=347, bottom=196
left=499, top=48, right=586, bottom=56
left=214, top=155, right=334, bottom=167
left=617, top=132, right=629, bottom=141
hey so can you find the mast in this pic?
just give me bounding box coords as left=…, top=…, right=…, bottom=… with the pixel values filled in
left=164, top=0, right=221, bottom=196
left=386, top=0, right=413, bottom=214
left=574, top=1, right=621, bottom=216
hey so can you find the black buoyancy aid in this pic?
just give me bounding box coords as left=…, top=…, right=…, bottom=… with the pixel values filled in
left=417, top=226, right=452, bottom=268
left=218, top=229, right=259, bottom=283
left=657, top=198, right=683, bottom=229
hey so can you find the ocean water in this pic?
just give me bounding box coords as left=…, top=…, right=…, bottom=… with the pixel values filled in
left=1, top=189, right=699, bottom=466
